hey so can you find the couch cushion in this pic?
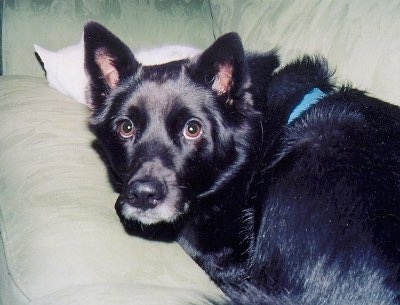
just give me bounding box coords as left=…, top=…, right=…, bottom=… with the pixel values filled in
left=29, top=284, right=215, bottom=305
left=0, top=76, right=223, bottom=305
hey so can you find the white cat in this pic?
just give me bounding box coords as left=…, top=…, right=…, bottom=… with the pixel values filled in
left=34, top=35, right=201, bottom=105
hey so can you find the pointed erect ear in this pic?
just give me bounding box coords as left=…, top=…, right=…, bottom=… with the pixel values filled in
left=84, top=22, right=140, bottom=107
left=192, top=32, right=249, bottom=103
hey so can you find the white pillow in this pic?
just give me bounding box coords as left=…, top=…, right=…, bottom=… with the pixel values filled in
left=34, top=35, right=87, bottom=104
left=135, top=45, right=202, bottom=65
left=34, top=34, right=201, bottom=105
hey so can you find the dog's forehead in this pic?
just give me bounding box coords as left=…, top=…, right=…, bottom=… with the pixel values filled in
left=125, top=75, right=211, bottom=114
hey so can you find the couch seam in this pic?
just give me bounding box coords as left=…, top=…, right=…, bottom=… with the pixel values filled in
left=0, top=213, right=31, bottom=302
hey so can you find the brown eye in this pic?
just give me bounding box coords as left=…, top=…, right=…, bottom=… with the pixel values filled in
left=117, top=119, right=135, bottom=139
left=183, top=119, right=203, bottom=140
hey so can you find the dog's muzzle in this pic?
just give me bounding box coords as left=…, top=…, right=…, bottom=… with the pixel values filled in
left=114, top=163, right=185, bottom=225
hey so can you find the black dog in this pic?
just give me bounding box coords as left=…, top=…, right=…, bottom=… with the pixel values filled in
left=84, top=21, right=400, bottom=304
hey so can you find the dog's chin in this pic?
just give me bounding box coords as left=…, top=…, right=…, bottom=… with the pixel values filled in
left=120, top=203, right=177, bottom=225
left=115, top=197, right=188, bottom=241
left=115, top=196, right=190, bottom=226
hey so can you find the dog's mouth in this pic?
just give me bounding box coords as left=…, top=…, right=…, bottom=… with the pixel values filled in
left=115, top=194, right=189, bottom=241
left=113, top=158, right=192, bottom=225
left=115, top=194, right=189, bottom=226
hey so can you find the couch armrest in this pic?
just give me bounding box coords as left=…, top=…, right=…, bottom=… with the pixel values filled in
left=0, top=76, right=222, bottom=305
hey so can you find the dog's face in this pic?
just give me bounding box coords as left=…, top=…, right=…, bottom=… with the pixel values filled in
left=84, top=22, right=260, bottom=227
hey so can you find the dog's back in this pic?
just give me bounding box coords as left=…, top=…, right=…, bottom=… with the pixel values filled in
left=225, top=59, right=400, bottom=305
left=83, top=22, right=400, bottom=304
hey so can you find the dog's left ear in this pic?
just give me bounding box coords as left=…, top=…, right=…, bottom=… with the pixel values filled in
left=84, top=21, right=140, bottom=109
left=192, top=33, right=249, bottom=103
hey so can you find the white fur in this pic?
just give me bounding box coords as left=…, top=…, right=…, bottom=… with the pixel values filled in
left=34, top=33, right=201, bottom=105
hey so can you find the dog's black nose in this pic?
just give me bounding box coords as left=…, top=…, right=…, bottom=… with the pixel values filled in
left=127, top=179, right=166, bottom=210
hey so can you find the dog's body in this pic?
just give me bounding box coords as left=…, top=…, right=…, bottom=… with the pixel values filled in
left=84, top=22, right=400, bottom=304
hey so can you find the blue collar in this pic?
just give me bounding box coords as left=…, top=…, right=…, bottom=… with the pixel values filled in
left=287, top=88, right=326, bottom=124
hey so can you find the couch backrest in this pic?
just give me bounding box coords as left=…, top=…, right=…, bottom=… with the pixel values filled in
left=208, top=0, right=400, bottom=105
left=2, top=0, right=400, bottom=105
left=1, top=0, right=214, bottom=77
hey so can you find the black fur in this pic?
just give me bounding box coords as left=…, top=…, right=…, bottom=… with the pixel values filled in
left=84, top=22, right=400, bottom=304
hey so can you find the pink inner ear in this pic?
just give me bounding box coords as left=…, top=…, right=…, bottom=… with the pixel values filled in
left=212, top=63, right=233, bottom=96
left=95, top=50, right=119, bottom=89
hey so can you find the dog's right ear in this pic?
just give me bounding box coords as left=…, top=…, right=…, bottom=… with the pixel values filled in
left=191, top=32, right=250, bottom=105
left=84, top=22, right=140, bottom=109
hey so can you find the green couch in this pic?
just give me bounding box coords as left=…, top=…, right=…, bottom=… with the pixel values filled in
left=1, top=1, right=399, bottom=304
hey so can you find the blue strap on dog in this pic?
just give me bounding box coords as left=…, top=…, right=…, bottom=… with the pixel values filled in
left=287, top=88, right=326, bottom=124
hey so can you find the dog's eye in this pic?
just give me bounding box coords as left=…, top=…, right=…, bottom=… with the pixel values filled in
left=183, top=119, right=203, bottom=140
left=117, top=119, right=135, bottom=139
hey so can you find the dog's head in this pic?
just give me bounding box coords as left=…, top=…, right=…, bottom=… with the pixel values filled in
left=84, top=22, right=261, bottom=228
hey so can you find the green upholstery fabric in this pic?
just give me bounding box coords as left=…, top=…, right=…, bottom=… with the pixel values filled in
left=208, top=0, right=400, bottom=105
left=2, top=0, right=214, bottom=77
